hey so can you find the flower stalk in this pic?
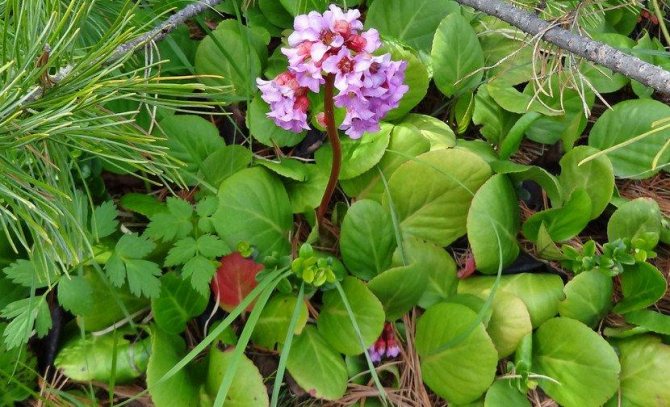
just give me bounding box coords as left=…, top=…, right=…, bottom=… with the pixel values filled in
left=317, top=74, right=342, bottom=223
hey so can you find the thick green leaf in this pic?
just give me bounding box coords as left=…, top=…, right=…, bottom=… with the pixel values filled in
left=146, top=328, right=200, bottom=407
left=484, top=380, right=530, bottom=407
left=614, top=263, right=666, bottom=314
left=624, top=310, right=670, bottom=336
left=385, top=149, right=491, bottom=246
left=401, top=113, right=457, bottom=150
left=365, top=0, right=459, bottom=55
left=559, top=146, right=614, bottom=219
left=472, top=86, right=519, bottom=145
left=284, top=162, right=329, bottom=213
left=247, top=95, right=305, bottom=147
left=486, top=292, right=532, bottom=358
left=416, top=303, right=498, bottom=405
left=609, top=335, right=670, bottom=407
left=159, top=115, right=225, bottom=184
left=432, top=13, right=485, bottom=97
left=402, top=237, right=457, bottom=309
left=458, top=273, right=564, bottom=327
left=340, top=200, right=396, bottom=280
left=589, top=99, right=670, bottom=179
left=490, top=160, right=561, bottom=205
left=251, top=294, right=308, bottom=349
left=467, top=174, right=520, bottom=274
left=200, top=145, right=253, bottom=188
left=523, top=189, right=592, bottom=242
left=206, top=345, right=269, bottom=406
left=195, top=20, right=267, bottom=97
left=317, top=277, right=385, bottom=355
left=607, top=198, right=662, bottom=245
left=315, top=124, right=392, bottom=180
left=258, top=0, right=293, bottom=28
left=368, top=262, right=427, bottom=320
left=533, top=318, right=620, bottom=407
left=213, top=167, right=292, bottom=258
left=56, top=329, right=151, bottom=383
left=377, top=42, right=430, bottom=121
left=286, top=326, right=348, bottom=400
left=558, top=271, right=612, bottom=327
left=152, top=272, right=208, bottom=334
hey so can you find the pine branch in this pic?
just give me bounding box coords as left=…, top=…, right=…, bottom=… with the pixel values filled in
left=22, top=0, right=224, bottom=105
left=455, top=0, right=670, bottom=95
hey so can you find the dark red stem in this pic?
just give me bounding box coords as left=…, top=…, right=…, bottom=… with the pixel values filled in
left=317, top=74, right=341, bottom=224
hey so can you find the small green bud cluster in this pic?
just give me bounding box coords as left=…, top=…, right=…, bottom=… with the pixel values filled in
left=291, top=244, right=337, bottom=287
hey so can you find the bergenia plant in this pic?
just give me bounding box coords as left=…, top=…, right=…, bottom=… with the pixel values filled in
left=256, top=5, right=408, bottom=221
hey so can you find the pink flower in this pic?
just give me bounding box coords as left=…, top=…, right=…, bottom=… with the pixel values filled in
left=257, top=5, right=407, bottom=139
left=367, top=322, right=401, bottom=363
left=257, top=72, right=310, bottom=133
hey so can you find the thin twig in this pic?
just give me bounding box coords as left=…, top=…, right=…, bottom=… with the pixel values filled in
left=455, top=0, right=670, bottom=95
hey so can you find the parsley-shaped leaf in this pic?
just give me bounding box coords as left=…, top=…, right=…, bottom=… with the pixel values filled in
left=145, top=197, right=194, bottom=242
left=125, top=260, right=162, bottom=298
left=196, top=196, right=219, bottom=218
left=104, top=234, right=162, bottom=298
left=182, top=256, right=217, bottom=296
left=116, top=234, right=156, bottom=259
left=91, top=201, right=118, bottom=240
left=164, top=237, right=197, bottom=267
left=3, top=259, right=53, bottom=288
left=197, top=234, right=230, bottom=258
left=1, top=296, right=51, bottom=349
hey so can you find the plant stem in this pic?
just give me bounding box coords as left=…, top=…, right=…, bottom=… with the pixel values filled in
left=652, top=0, right=670, bottom=48
left=317, top=74, right=341, bottom=223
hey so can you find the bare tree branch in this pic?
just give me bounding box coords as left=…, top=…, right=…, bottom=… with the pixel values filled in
left=455, top=0, right=670, bottom=95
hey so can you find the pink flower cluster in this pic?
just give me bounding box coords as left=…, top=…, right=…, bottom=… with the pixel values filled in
left=369, top=322, right=401, bottom=363
left=256, top=5, right=408, bottom=139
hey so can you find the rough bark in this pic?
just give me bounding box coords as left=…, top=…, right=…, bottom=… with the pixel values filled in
left=455, top=0, right=670, bottom=95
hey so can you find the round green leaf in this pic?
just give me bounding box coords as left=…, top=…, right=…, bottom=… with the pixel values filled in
left=523, top=189, right=592, bottom=242
left=589, top=99, right=670, bottom=179
left=558, top=271, right=612, bottom=327
left=623, top=309, right=670, bottom=336
left=401, top=113, right=457, bottom=150
left=368, top=262, right=428, bottom=321
left=377, top=42, right=430, bottom=121
left=340, top=200, right=396, bottom=280
left=146, top=328, right=200, bottom=407
left=287, top=326, right=348, bottom=400
left=247, top=95, right=305, bottom=147
left=484, top=380, right=530, bottom=407
left=614, top=262, right=666, bottom=314
left=57, top=329, right=151, bottom=383
left=195, top=20, right=267, bottom=98
left=159, top=115, right=225, bottom=185
left=206, top=346, right=269, bottom=406
left=213, top=167, right=292, bottom=258
left=459, top=273, right=564, bottom=327
left=559, top=146, right=615, bottom=219
left=200, top=145, right=253, bottom=188
left=611, top=335, right=670, bottom=406
left=490, top=160, right=562, bottom=205
left=416, top=303, right=498, bottom=405
left=258, top=0, right=293, bottom=28
left=467, top=174, right=520, bottom=274
left=403, top=237, right=457, bottom=309
left=486, top=292, right=532, bottom=358
left=385, top=148, right=491, bottom=246
left=317, top=277, right=385, bottom=355
left=607, top=197, right=662, bottom=245
left=151, top=272, right=208, bottom=335
left=315, top=124, right=392, bottom=180
left=365, top=0, right=459, bottom=55
left=432, top=13, right=485, bottom=97
left=284, top=163, right=329, bottom=213
left=533, top=318, right=620, bottom=407
left=251, top=294, right=308, bottom=349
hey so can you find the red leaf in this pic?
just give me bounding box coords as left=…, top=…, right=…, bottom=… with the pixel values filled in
left=211, top=252, right=264, bottom=312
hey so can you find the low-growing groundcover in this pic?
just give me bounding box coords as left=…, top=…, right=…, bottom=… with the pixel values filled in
left=2, top=0, right=670, bottom=406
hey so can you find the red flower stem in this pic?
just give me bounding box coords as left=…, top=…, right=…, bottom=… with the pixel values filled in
left=317, top=74, right=341, bottom=224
